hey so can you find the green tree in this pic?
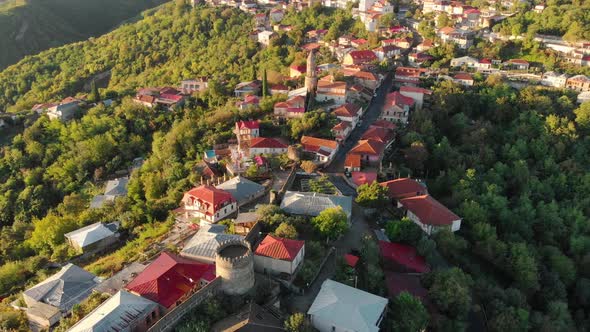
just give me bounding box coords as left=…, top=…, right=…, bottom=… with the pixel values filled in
left=390, top=292, right=429, bottom=332
left=384, top=217, right=423, bottom=245
left=356, top=182, right=388, bottom=208
left=437, top=12, right=451, bottom=28
left=27, top=214, right=79, bottom=255
left=90, top=80, right=100, bottom=102
left=574, top=102, right=590, bottom=130
left=507, top=243, right=539, bottom=292
left=312, top=206, right=349, bottom=240
left=262, top=69, right=268, bottom=97
left=425, top=268, right=473, bottom=319
left=274, top=222, right=298, bottom=239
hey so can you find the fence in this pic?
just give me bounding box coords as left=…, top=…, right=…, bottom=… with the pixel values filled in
left=147, top=277, right=222, bottom=332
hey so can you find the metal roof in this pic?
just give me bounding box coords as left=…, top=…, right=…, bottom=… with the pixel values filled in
left=308, top=279, right=388, bottom=332
left=215, top=176, right=265, bottom=205
left=180, top=224, right=243, bottom=263
left=64, top=222, right=117, bottom=248
left=24, top=264, right=99, bottom=311
left=67, top=290, right=158, bottom=332
left=280, top=191, right=352, bottom=220
left=104, top=177, right=129, bottom=197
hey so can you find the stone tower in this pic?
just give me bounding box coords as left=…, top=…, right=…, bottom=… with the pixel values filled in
left=215, top=239, right=255, bottom=296
left=305, top=50, right=318, bottom=94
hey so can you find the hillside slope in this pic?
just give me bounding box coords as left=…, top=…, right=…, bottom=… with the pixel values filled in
left=0, top=0, right=167, bottom=70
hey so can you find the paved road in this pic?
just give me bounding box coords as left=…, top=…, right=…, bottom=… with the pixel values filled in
left=324, top=73, right=394, bottom=173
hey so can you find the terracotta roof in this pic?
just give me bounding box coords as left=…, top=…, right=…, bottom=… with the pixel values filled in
left=399, top=195, right=460, bottom=226
left=136, top=95, right=156, bottom=104
left=353, top=71, right=378, bottom=81
left=290, top=64, right=306, bottom=72
left=400, top=86, right=433, bottom=95
left=349, top=139, right=385, bottom=156
left=126, top=252, right=215, bottom=308
left=379, top=241, right=430, bottom=273
left=380, top=178, right=426, bottom=200
left=333, top=103, right=361, bottom=118
left=184, top=185, right=235, bottom=216
left=385, top=272, right=428, bottom=301
left=351, top=38, right=368, bottom=45
left=236, top=120, right=260, bottom=129
left=352, top=172, right=377, bottom=186
left=395, top=67, right=425, bottom=78
left=255, top=235, right=304, bottom=261
left=372, top=119, right=397, bottom=130
left=454, top=72, right=474, bottom=80
left=386, top=91, right=415, bottom=107
left=508, top=58, right=529, bottom=65
left=439, top=26, right=455, bottom=34
left=333, top=121, right=351, bottom=131
left=345, top=153, right=361, bottom=168
left=301, top=136, right=339, bottom=150
left=250, top=137, right=288, bottom=149
left=361, top=126, right=394, bottom=143
left=347, top=50, right=378, bottom=61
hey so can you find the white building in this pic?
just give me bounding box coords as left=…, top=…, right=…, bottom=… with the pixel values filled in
left=179, top=185, right=238, bottom=223
left=450, top=56, right=479, bottom=67
left=308, top=279, right=388, bottom=332
left=254, top=235, right=305, bottom=275
left=399, top=195, right=462, bottom=235
left=257, top=30, right=276, bottom=46
left=541, top=71, right=569, bottom=88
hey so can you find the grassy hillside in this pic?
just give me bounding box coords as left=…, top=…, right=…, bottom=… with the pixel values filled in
left=0, top=0, right=167, bottom=70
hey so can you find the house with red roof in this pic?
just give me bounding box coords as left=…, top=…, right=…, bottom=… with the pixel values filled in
left=351, top=38, right=368, bottom=48
left=274, top=95, right=306, bottom=119
left=332, top=103, right=362, bottom=127
left=344, top=153, right=361, bottom=172
left=236, top=95, right=260, bottom=110
left=380, top=177, right=427, bottom=202
left=379, top=241, right=430, bottom=273
left=361, top=125, right=395, bottom=144
left=249, top=137, right=288, bottom=156
left=235, top=120, right=260, bottom=148
left=126, top=252, right=216, bottom=310
left=453, top=72, right=474, bottom=86
left=343, top=50, right=378, bottom=66
left=348, top=139, right=386, bottom=167
left=399, top=86, right=432, bottom=110
left=301, top=136, right=340, bottom=164
left=316, top=76, right=347, bottom=105
left=505, top=59, right=530, bottom=70
left=408, top=52, right=434, bottom=66
left=351, top=71, right=380, bottom=90
left=270, top=84, right=289, bottom=95
left=394, top=67, right=428, bottom=86
left=179, top=185, right=237, bottom=223
left=399, top=195, right=461, bottom=235
left=254, top=235, right=305, bottom=275
left=381, top=91, right=414, bottom=124
left=344, top=254, right=359, bottom=268
left=416, top=39, right=434, bottom=52
left=373, top=45, right=401, bottom=62
left=133, top=87, right=186, bottom=111
left=269, top=8, right=284, bottom=22
left=332, top=121, right=352, bottom=143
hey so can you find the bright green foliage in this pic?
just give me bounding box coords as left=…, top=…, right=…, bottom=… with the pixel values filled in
left=284, top=313, right=308, bottom=332
left=355, top=181, right=388, bottom=208
left=27, top=214, right=78, bottom=255
left=311, top=206, right=348, bottom=240
left=274, top=222, right=298, bottom=239
left=308, top=175, right=337, bottom=194
left=390, top=292, right=429, bottom=332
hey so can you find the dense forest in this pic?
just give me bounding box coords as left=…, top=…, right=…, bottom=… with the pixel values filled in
left=391, top=76, right=590, bottom=330
left=0, top=0, right=167, bottom=70
left=494, top=0, right=590, bottom=41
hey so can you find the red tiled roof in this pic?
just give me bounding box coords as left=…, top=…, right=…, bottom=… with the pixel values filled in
left=333, top=121, right=351, bottom=131
left=184, top=185, right=235, bottom=216
left=454, top=72, right=474, bottom=80
left=353, top=71, right=378, bottom=81
left=352, top=172, right=377, bottom=186
left=347, top=50, right=378, bottom=61
left=399, top=195, right=460, bottom=226
left=333, top=103, right=361, bottom=118
left=243, top=95, right=260, bottom=104
left=400, top=86, right=433, bottom=95
left=250, top=137, right=288, bottom=149
left=508, top=58, right=529, bottom=65
left=379, top=241, right=430, bottom=273
left=126, top=252, right=215, bottom=308
left=395, top=67, right=425, bottom=78
left=301, top=136, right=339, bottom=150
left=385, top=271, right=428, bottom=300
left=159, top=94, right=184, bottom=102
left=351, top=38, right=368, bottom=45
left=349, top=139, right=385, bottom=156
left=344, top=254, right=359, bottom=268
left=255, top=235, right=304, bottom=261
left=439, top=26, right=455, bottom=34
left=271, top=84, right=289, bottom=91
left=372, top=119, right=397, bottom=130
left=290, top=64, right=306, bottom=72
left=464, top=8, right=481, bottom=14
left=345, top=153, right=361, bottom=168
left=386, top=91, right=415, bottom=107
left=380, top=177, right=426, bottom=200
left=361, top=126, right=394, bottom=143
left=236, top=120, right=260, bottom=129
